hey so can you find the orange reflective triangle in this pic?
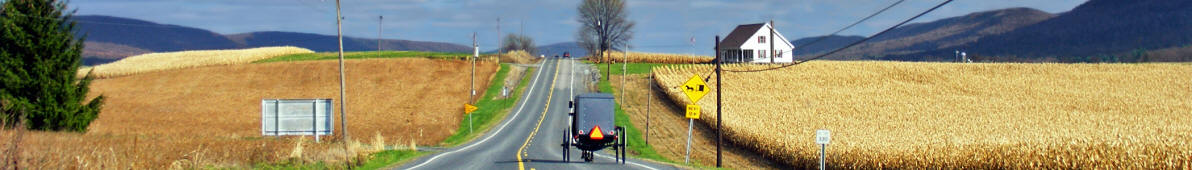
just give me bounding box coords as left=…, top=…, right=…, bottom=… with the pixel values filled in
left=589, top=125, right=604, bottom=140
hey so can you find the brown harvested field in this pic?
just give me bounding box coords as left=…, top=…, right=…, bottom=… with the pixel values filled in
left=88, top=57, right=497, bottom=144
left=612, top=74, right=784, bottom=169
left=652, top=61, right=1192, bottom=168
left=2, top=58, right=498, bottom=168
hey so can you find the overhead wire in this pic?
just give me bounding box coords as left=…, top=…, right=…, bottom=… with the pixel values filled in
left=685, top=0, right=922, bottom=80
left=792, top=0, right=905, bottom=53
left=723, top=0, right=954, bottom=73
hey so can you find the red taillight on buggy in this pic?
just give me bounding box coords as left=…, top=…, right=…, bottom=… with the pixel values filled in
left=589, top=126, right=604, bottom=140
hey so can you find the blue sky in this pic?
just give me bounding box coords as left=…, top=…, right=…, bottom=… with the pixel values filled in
left=71, top=0, right=1087, bottom=55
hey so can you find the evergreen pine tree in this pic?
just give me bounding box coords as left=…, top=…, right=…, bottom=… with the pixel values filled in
left=0, top=0, right=103, bottom=132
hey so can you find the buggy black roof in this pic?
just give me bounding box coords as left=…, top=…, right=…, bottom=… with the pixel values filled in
left=575, top=93, right=615, bottom=135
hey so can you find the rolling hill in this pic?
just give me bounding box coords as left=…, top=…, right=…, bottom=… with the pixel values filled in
left=790, top=35, right=864, bottom=56
left=535, top=42, right=586, bottom=57
left=74, top=15, right=470, bottom=65
left=791, top=8, right=1054, bottom=60
left=793, top=0, right=1192, bottom=62
left=941, top=0, right=1192, bottom=62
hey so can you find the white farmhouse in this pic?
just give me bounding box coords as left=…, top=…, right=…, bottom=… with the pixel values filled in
left=718, top=22, right=795, bottom=63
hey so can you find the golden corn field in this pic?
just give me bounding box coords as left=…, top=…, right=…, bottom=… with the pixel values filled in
left=79, top=46, right=314, bottom=78
left=591, top=51, right=713, bottom=64
left=652, top=61, right=1192, bottom=168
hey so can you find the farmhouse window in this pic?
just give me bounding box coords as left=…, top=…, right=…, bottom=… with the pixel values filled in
left=759, top=50, right=767, bottom=59
left=758, top=36, right=766, bottom=43
left=743, top=49, right=753, bottom=61
left=777, top=50, right=783, bottom=58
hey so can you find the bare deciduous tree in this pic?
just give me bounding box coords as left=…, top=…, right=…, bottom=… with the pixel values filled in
left=501, top=34, right=537, bottom=55
left=577, top=0, right=634, bottom=80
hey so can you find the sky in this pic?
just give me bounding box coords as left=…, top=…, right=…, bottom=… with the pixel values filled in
left=70, top=0, right=1087, bottom=55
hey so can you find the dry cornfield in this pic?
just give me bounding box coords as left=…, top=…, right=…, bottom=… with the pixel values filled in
left=79, top=46, right=314, bottom=78
left=652, top=61, right=1192, bottom=168
left=591, top=51, right=713, bottom=64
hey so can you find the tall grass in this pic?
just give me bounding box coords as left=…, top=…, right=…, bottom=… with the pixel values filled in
left=653, top=61, right=1192, bottom=168
left=82, top=46, right=314, bottom=78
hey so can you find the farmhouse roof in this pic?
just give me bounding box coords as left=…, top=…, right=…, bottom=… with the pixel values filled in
left=719, top=23, right=766, bottom=48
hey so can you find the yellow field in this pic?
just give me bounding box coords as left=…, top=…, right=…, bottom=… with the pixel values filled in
left=3, top=58, right=498, bottom=169
left=652, top=61, right=1192, bottom=168
left=592, top=51, right=712, bottom=64
left=80, top=46, right=314, bottom=78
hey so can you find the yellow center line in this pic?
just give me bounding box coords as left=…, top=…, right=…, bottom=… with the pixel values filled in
left=517, top=59, right=561, bottom=170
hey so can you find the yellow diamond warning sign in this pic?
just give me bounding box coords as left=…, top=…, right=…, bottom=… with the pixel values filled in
left=682, top=74, right=710, bottom=103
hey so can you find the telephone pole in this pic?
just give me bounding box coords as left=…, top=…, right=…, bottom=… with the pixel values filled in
left=769, top=20, right=775, bottom=63
left=378, top=15, right=383, bottom=52
left=714, top=35, right=723, bottom=167
left=335, top=0, right=349, bottom=141
left=497, top=17, right=502, bottom=61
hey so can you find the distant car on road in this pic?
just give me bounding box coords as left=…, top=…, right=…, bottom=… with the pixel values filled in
left=563, top=52, right=571, bottom=58
left=562, top=93, right=626, bottom=163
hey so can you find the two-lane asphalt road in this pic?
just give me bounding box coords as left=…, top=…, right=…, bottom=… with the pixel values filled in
left=396, top=58, right=676, bottom=170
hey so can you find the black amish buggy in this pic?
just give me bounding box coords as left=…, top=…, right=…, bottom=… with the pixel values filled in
left=561, top=93, right=626, bottom=163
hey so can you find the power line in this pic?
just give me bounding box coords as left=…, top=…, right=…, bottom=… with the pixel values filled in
left=724, top=0, right=954, bottom=73
left=793, top=0, right=905, bottom=52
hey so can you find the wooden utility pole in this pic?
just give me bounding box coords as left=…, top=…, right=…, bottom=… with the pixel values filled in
left=770, top=20, right=775, bottom=63
left=497, top=17, right=502, bottom=62
left=378, top=15, right=383, bottom=52
left=714, top=35, right=723, bottom=167
left=471, top=32, right=478, bottom=133
left=335, top=0, right=349, bottom=141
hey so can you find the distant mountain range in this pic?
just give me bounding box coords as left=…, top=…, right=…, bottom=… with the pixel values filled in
left=75, top=15, right=471, bottom=65
left=791, top=0, right=1192, bottom=62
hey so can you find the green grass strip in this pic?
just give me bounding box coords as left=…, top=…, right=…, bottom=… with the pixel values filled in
left=356, top=150, right=430, bottom=169
left=440, top=64, right=535, bottom=146
left=255, top=150, right=427, bottom=170
left=254, top=51, right=472, bottom=63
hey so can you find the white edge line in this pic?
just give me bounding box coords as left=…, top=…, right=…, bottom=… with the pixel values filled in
left=407, top=59, right=551, bottom=170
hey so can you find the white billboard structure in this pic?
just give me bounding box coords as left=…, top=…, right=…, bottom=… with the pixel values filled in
left=262, top=99, right=333, bottom=142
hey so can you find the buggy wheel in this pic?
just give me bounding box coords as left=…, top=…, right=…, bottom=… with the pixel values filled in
left=583, top=151, right=594, bottom=162
left=562, top=129, right=570, bottom=162
left=618, top=127, right=626, bottom=164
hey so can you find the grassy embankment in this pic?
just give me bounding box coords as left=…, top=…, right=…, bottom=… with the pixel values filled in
left=440, top=64, right=536, bottom=146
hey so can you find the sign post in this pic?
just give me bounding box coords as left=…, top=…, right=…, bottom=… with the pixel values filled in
left=465, top=104, right=479, bottom=133
left=816, top=129, right=831, bottom=170
left=680, top=74, right=709, bottom=164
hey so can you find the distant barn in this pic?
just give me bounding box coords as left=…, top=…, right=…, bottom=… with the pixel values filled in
left=719, top=22, right=795, bottom=63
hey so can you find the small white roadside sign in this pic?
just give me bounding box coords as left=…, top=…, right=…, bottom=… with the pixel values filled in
left=815, top=129, right=831, bottom=145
